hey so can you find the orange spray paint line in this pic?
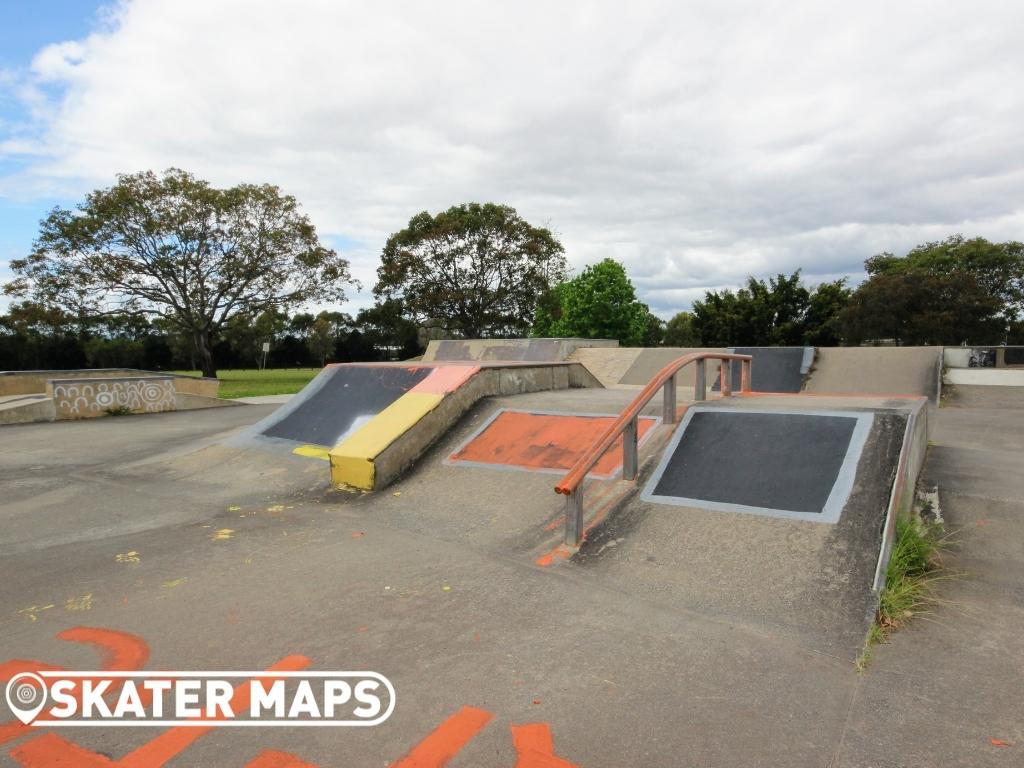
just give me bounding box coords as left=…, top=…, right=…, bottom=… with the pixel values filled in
left=245, top=750, right=320, bottom=768
left=1, top=627, right=149, bottom=745
left=511, top=723, right=579, bottom=768
left=389, top=705, right=493, bottom=768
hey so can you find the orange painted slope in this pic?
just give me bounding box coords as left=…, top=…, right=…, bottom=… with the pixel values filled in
left=450, top=411, right=657, bottom=477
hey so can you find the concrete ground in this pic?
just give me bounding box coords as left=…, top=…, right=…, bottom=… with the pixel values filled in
left=0, top=388, right=1020, bottom=766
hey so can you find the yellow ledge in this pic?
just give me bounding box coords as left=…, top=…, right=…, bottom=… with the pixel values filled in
left=328, top=392, right=443, bottom=490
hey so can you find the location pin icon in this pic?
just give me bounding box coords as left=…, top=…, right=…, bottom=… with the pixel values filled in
left=5, top=672, right=48, bottom=725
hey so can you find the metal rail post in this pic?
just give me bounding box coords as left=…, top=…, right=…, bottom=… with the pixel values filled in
left=623, top=415, right=639, bottom=481
left=694, top=359, right=706, bottom=401
left=720, top=360, right=732, bottom=396
left=565, top=485, right=583, bottom=545
left=662, top=374, right=677, bottom=423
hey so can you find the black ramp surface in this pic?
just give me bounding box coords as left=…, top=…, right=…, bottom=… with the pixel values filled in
left=648, top=410, right=857, bottom=514
left=714, top=347, right=809, bottom=392
left=260, top=365, right=431, bottom=446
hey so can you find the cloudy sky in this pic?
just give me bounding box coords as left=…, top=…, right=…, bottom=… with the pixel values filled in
left=1, top=0, right=1022, bottom=317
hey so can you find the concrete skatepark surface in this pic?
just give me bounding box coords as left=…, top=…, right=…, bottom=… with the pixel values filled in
left=1, top=345, right=1020, bottom=766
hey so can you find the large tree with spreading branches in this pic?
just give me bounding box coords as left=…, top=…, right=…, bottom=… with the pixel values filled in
left=3, top=168, right=353, bottom=377
left=374, top=203, right=567, bottom=338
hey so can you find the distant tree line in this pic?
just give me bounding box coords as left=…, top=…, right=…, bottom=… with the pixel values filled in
left=0, top=300, right=422, bottom=372
left=3, top=167, right=1021, bottom=375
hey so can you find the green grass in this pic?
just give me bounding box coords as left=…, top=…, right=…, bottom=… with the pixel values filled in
left=173, top=368, right=320, bottom=399
left=857, top=512, right=947, bottom=671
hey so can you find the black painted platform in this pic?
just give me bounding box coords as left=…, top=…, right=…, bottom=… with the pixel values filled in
left=260, top=365, right=430, bottom=446
left=642, top=408, right=870, bottom=521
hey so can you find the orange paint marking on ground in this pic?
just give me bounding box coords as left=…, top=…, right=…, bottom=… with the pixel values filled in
left=450, top=412, right=658, bottom=478
left=10, top=655, right=311, bottom=768
left=542, top=516, right=565, bottom=532
left=511, top=723, right=579, bottom=768
left=245, top=749, right=320, bottom=768
left=389, top=705, right=493, bottom=768
left=1, top=627, right=149, bottom=746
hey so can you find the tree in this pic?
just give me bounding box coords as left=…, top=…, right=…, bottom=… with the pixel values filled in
left=356, top=299, right=423, bottom=360
left=804, top=279, right=852, bottom=346
left=841, top=270, right=1003, bottom=345
left=865, top=235, right=1024, bottom=321
left=374, top=203, right=567, bottom=338
left=4, top=169, right=353, bottom=377
left=663, top=311, right=699, bottom=347
left=532, top=259, right=651, bottom=346
left=692, top=271, right=811, bottom=346
left=222, top=308, right=289, bottom=368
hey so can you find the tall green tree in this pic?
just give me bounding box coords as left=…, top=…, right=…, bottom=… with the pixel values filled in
left=803, top=279, right=852, bottom=346
left=532, top=259, right=652, bottom=346
left=692, top=271, right=811, bottom=346
left=841, top=270, right=1002, bottom=345
left=865, top=235, right=1023, bottom=321
left=663, top=311, right=700, bottom=347
left=4, top=169, right=353, bottom=377
left=374, top=203, right=567, bottom=338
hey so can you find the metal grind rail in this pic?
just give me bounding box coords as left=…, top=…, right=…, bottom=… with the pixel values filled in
left=554, top=352, right=753, bottom=545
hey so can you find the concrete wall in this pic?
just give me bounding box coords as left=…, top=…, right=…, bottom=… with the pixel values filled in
left=423, top=338, right=618, bottom=363
left=47, top=376, right=178, bottom=419
left=943, top=346, right=1024, bottom=369
left=872, top=397, right=930, bottom=592
left=0, top=369, right=218, bottom=398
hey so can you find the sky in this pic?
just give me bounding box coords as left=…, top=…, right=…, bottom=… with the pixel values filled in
left=1, top=0, right=1023, bottom=319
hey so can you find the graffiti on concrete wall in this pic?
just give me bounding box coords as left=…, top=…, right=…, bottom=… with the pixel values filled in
left=50, top=377, right=177, bottom=418
left=967, top=348, right=996, bottom=368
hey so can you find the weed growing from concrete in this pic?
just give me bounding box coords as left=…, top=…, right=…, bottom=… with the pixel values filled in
left=857, top=509, right=947, bottom=671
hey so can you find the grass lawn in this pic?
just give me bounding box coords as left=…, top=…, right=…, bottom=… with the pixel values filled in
left=174, top=368, right=320, bottom=399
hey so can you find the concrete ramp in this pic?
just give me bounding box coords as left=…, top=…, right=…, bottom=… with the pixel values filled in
left=712, top=347, right=813, bottom=393
left=237, top=361, right=604, bottom=491
left=258, top=365, right=433, bottom=446
left=806, top=346, right=941, bottom=401
left=619, top=348, right=726, bottom=386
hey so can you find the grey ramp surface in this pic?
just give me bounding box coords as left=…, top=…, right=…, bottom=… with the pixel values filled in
left=712, top=346, right=811, bottom=393
left=619, top=347, right=725, bottom=386
left=258, top=364, right=430, bottom=446
left=806, top=346, right=941, bottom=400
left=643, top=408, right=869, bottom=521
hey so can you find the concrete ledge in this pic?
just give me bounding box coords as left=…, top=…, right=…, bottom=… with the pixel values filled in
left=0, top=369, right=219, bottom=398
left=872, top=396, right=930, bottom=592
left=423, top=337, right=618, bottom=362
left=944, top=368, right=1024, bottom=387
left=329, top=362, right=600, bottom=490
left=0, top=395, right=55, bottom=425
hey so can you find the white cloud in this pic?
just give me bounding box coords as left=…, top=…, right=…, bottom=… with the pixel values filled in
left=2, top=0, right=1023, bottom=316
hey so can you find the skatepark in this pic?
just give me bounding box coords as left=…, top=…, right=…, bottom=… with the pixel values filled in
left=1, top=341, right=1022, bottom=766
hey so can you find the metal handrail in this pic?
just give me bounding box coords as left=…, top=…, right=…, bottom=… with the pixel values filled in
left=554, top=351, right=753, bottom=546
